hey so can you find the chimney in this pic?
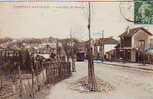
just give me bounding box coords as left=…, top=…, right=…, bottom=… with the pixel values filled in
left=126, top=26, right=130, bottom=34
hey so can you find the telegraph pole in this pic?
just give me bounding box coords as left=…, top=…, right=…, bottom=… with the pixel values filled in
left=101, top=30, right=104, bottom=62
left=87, top=2, right=96, bottom=91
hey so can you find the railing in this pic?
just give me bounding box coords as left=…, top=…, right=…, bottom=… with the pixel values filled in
left=134, top=50, right=153, bottom=64
left=144, top=54, right=153, bottom=64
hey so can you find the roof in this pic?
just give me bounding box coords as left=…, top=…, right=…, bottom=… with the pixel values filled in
left=115, top=43, right=121, bottom=49
left=95, top=37, right=119, bottom=46
left=75, top=41, right=88, bottom=47
left=119, top=27, right=153, bottom=38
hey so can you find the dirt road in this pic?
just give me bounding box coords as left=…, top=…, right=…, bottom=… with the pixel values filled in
left=46, top=61, right=153, bottom=99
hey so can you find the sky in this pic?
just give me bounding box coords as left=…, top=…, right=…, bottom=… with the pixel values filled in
left=0, top=1, right=153, bottom=40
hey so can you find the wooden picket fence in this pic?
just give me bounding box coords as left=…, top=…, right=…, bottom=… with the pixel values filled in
left=0, top=49, right=72, bottom=99
left=44, top=61, right=71, bottom=84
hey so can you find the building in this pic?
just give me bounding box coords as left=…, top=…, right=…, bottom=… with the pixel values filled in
left=116, top=27, right=152, bottom=62
left=75, top=41, right=87, bottom=61
left=74, top=37, right=118, bottom=61
left=94, top=37, right=118, bottom=60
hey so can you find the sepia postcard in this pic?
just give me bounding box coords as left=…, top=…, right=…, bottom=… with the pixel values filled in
left=0, top=0, right=153, bottom=99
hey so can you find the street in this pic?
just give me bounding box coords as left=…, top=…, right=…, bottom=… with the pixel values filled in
left=45, top=61, right=153, bottom=99
left=1, top=1, right=153, bottom=99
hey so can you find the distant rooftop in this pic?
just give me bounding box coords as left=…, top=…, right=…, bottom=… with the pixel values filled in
left=95, top=37, right=119, bottom=46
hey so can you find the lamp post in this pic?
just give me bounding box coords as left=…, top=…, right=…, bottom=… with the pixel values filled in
left=101, top=30, right=104, bottom=62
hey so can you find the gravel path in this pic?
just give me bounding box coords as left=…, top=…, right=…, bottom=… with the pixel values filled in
left=46, top=61, right=153, bottom=99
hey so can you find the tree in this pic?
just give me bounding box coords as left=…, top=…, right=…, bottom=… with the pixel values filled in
left=61, top=38, right=79, bottom=58
left=61, top=38, right=79, bottom=72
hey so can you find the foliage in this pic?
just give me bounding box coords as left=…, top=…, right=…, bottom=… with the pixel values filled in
left=60, top=38, right=79, bottom=58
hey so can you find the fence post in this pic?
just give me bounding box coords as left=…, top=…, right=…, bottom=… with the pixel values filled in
left=30, top=56, right=35, bottom=99
left=36, top=61, right=39, bottom=91
left=18, top=64, right=23, bottom=99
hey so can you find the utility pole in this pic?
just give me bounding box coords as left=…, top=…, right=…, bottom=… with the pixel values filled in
left=70, top=29, right=76, bottom=72
left=101, top=30, right=104, bottom=62
left=87, top=2, right=96, bottom=91
left=56, top=40, right=59, bottom=61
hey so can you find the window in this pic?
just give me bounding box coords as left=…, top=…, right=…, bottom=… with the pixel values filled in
left=139, top=40, right=145, bottom=49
